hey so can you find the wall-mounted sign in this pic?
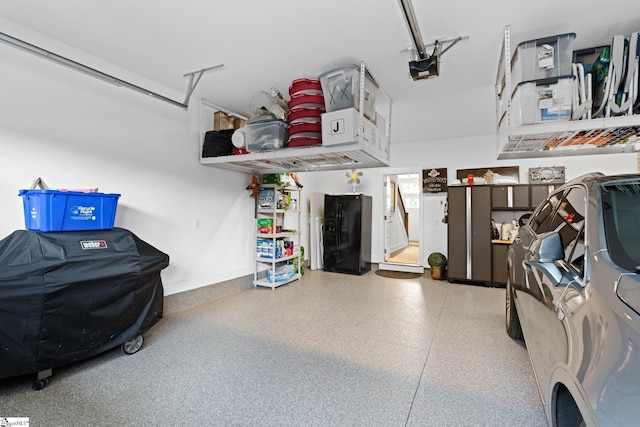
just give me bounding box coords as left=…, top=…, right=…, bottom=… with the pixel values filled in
left=457, top=166, right=520, bottom=184
left=529, top=166, right=565, bottom=184
left=423, top=168, right=448, bottom=193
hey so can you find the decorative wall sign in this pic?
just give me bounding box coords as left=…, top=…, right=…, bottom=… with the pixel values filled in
left=422, top=168, right=448, bottom=193
left=529, top=166, right=565, bottom=184
left=456, top=166, right=519, bottom=184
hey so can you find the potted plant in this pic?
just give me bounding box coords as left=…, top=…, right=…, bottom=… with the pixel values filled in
left=427, top=252, right=447, bottom=280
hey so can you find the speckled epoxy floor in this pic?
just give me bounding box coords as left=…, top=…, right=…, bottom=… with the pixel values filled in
left=0, top=267, right=547, bottom=426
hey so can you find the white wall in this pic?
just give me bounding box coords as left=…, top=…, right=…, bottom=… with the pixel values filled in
left=298, top=135, right=638, bottom=266
left=0, top=19, right=256, bottom=296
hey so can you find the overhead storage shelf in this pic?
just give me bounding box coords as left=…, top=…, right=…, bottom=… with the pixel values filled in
left=500, top=115, right=640, bottom=158
left=199, top=62, right=392, bottom=174
left=495, top=26, right=640, bottom=159
left=200, top=141, right=390, bottom=173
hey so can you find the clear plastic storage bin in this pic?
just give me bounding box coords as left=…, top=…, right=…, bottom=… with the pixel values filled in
left=241, top=119, right=288, bottom=153
left=319, top=64, right=376, bottom=119
left=511, top=76, right=575, bottom=126
left=511, top=33, right=576, bottom=86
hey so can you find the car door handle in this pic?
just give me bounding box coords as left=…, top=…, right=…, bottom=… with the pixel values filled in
left=523, top=263, right=532, bottom=289
left=557, top=307, right=566, bottom=321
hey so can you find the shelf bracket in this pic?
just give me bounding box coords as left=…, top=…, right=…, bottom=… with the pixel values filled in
left=0, top=30, right=223, bottom=110
left=182, top=65, right=224, bottom=108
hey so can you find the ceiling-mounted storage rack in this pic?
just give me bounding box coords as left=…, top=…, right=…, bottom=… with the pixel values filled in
left=495, top=26, right=640, bottom=159
left=199, top=61, right=392, bottom=174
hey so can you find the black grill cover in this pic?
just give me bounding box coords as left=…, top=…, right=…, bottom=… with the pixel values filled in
left=0, top=227, right=169, bottom=380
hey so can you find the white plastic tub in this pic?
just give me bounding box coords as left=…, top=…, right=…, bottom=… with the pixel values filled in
left=319, top=64, right=376, bottom=119
left=240, top=119, right=288, bottom=152
left=511, top=33, right=576, bottom=86
left=511, top=76, right=575, bottom=125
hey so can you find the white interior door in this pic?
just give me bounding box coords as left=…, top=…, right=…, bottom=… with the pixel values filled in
left=381, top=172, right=423, bottom=272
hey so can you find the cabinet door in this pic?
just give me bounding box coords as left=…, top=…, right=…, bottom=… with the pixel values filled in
left=491, top=186, right=509, bottom=208
left=447, top=186, right=468, bottom=281
left=492, top=185, right=529, bottom=209
left=471, top=186, right=492, bottom=282
left=530, top=185, right=553, bottom=209
left=492, top=244, right=509, bottom=285
left=513, top=185, right=530, bottom=209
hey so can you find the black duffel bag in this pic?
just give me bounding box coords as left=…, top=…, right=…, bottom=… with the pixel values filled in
left=202, top=130, right=233, bottom=157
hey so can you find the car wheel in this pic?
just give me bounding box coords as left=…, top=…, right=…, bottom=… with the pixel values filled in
left=506, top=275, right=524, bottom=340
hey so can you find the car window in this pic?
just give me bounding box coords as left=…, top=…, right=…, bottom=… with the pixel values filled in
left=551, top=187, right=587, bottom=276
left=601, top=179, right=640, bottom=272
left=568, top=227, right=586, bottom=275
left=530, top=192, right=563, bottom=234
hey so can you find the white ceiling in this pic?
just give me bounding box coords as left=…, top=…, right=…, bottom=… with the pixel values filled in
left=1, top=0, right=638, bottom=144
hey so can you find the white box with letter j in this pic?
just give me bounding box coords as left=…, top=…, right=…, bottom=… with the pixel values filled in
left=321, top=108, right=360, bottom=146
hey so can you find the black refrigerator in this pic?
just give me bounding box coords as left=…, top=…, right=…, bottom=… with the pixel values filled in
left=323, top=194, right=372, bottom=275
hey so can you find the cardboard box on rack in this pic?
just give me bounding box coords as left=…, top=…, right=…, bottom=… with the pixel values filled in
left=213, top=111, right=246, bottom=131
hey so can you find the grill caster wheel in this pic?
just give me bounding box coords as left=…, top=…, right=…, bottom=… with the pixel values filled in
left=121, top=334, right=144, bottom=355
left=32, top=378, right=48, bottom=390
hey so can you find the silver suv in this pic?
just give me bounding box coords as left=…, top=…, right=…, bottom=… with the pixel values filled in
left=506, top=172, right=640, bottom=426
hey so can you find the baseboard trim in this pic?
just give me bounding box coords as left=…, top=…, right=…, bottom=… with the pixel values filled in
left=163, top=274, right=253, bottom=315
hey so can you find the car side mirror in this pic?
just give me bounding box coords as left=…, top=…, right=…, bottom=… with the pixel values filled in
left=531, top=231, right=564, bottom=263
left=528, top=231, right=574, bottom=287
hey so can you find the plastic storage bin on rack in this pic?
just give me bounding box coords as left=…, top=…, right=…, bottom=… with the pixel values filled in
left=287, top=132, right=322, bottom=147
left=289, top=78, right=323, bottom=96
left=242, top=118, right=288, bottom=153
left=287, top=77, right=324, bottom=148
left=511, top=33, right=576, bottom=86
left=511, top=76, right=576, bottom=125
left=319, top=64, right=376, bottom=119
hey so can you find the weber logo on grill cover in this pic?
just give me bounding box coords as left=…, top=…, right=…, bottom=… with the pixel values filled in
left=80, top=240, right=108, bottom=250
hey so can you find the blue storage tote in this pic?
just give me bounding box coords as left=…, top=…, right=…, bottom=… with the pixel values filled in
left=18, top=189, right=120, bottom=232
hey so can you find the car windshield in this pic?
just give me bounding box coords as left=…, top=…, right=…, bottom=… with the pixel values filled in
left=601, top=178, right=640, bottom=272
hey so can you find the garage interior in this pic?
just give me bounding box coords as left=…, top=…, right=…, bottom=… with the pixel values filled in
left=1, top=1, right=639, bottom=425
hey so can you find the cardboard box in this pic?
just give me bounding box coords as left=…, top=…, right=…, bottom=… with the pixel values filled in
left=257, top=218, right=274, bottom=234
left=213, top=112, right=246, bottom=131
left=257, top=188, right=275, bottom=209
